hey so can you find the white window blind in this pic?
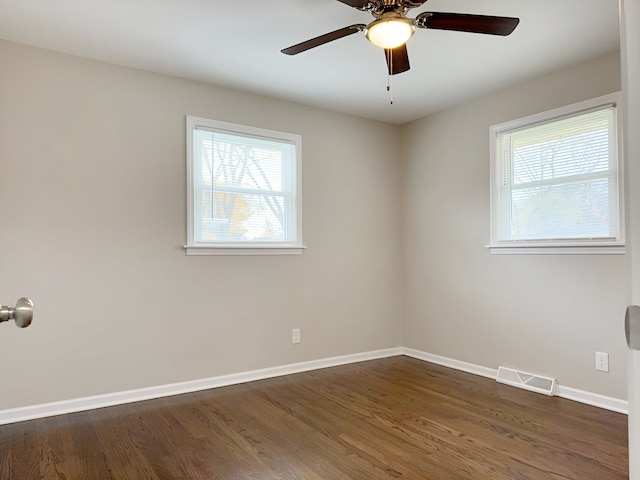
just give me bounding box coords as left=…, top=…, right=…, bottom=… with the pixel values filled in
left=185, top=117, right=303, bottom=255
left=489, top=93, right=623, bottom=254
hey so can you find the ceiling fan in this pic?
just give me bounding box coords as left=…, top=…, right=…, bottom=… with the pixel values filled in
left=281, top=0, right=520, bottom=75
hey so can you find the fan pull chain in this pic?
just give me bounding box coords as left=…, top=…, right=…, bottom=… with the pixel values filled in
left=387, top=51, right=394, bottom=105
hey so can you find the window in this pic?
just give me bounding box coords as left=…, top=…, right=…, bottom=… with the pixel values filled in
left=489, top=93, right=623, bottom=254
left=184, top=116, right=303, bottom=255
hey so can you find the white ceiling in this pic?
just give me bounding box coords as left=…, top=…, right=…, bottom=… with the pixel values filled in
left=0, top=0, right=620, bottom=124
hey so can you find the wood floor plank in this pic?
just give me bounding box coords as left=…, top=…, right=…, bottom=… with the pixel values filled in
left=88, top=409, right=163, bottom=479
left=0, top=356, right=629, bottom=479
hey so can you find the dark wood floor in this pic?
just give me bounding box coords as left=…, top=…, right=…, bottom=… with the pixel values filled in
left=0, top=356, right=629, bottom=479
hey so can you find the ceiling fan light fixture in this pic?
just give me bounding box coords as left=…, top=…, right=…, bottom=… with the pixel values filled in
left=366, top=17, right=415, bottom=49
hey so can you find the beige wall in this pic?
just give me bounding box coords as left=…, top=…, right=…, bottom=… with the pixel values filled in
left=0, top=40, right=403, bottom=410
left=401, top=51, right=628, bottom=399
left=0, top=40, right=628, bottom=411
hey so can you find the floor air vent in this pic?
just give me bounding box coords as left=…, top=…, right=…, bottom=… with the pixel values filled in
left=496, top=366, right=556, bottom=396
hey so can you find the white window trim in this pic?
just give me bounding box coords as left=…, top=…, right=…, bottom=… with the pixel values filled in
left=487, top=92, right=625, bottom=255
left=183, top=116, right=304, bottom=256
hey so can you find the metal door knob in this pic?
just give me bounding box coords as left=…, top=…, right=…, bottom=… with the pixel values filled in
left=0, top=298, right=33, bottom=328
left=626, top=305, right=640, bottom=350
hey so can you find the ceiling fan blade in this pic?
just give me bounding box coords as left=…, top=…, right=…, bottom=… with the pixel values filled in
left=417, top=12, right=519, bottom=36
left=401, top=0, right=429, bottom=7
left=385, top=44, right=410, bottom=75
left=281, top=24, right=366, bottom=55
left=336, top=0, right=371, bottom=8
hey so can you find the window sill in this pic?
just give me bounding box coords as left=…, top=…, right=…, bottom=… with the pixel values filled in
left=487, top=242, right=625, bottom=255
left=183, top=244, right=307, bottom=256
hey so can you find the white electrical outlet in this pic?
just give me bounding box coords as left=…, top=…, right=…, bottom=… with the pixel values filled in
left=292, top=328, right=301, bottom=344
left=595, top=351, right=609, bottom=372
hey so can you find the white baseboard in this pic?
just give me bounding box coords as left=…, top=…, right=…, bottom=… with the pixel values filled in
left=556, top=385, right=629, bottom=414
left=402, top=347, right=628, bottom=414
left=402, top=348, right=498, bottom=379
left=0, top=347, right=402, bottom=426
left=0, top=346, right=627, bottom=425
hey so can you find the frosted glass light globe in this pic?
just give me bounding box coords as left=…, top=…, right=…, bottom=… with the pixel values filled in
left=366, top=18, right=415, bottom=49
